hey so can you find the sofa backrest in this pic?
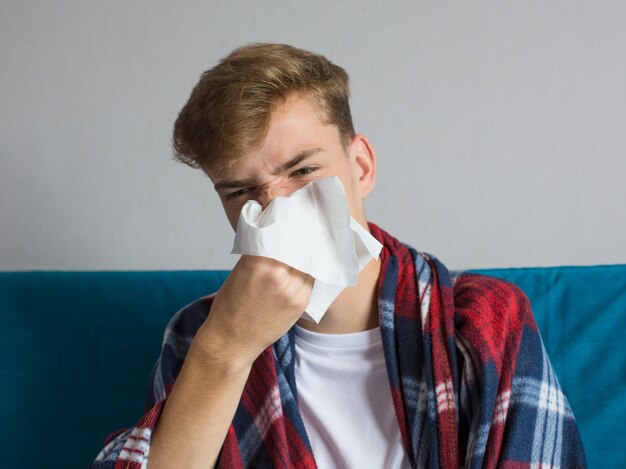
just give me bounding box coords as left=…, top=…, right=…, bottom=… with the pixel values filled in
left=1, top=266, right=624, bottom=467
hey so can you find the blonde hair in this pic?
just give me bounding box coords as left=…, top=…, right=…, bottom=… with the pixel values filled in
left=172, top=43, right=355, bottom=177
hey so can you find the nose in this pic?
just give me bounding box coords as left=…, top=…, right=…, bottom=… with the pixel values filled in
left=256, top=179, right=293, bottom=210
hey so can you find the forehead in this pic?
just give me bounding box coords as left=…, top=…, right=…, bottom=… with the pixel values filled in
left=212, top=95, right=342, bottom=181
left=260, top=98, right=324, bottom=154
left=265, top=93, right=327, bottom=140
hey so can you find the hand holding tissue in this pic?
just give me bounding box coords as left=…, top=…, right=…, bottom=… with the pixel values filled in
left=231, top=176, right=382, bottom=323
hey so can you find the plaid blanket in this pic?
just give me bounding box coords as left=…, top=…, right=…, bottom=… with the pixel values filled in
left=93, top=223, right=586, bottom=468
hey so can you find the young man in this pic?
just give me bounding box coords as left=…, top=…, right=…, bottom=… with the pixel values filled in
left=93, top=44, right=586, bottom=468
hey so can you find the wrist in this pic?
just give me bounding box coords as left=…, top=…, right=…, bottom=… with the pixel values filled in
left=189, top=323, right=256, bottom=378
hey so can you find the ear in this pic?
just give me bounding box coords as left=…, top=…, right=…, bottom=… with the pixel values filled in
left=348, top=133, right=377, bottom=198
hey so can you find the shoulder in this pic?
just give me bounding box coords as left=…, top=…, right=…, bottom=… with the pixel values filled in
left=156, top=294, right=215, bottom=374
left=450, top=272, right=537, bottom=359
left=452, top=272, right=535, bottom=326
left=162, top=293, right=217, bottom=348
left=146, top=294, right=217, bottom=406
left=160, top=294, right=217, bottom=358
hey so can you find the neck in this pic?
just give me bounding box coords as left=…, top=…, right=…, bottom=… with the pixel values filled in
left=296, top=256, right=382, bottom=334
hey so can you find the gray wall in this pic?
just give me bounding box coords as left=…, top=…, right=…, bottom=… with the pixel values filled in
left=1, top=1, right=624, bottom=271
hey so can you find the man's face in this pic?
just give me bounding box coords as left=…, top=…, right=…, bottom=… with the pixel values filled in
left=212, top=93, right=374, bottom=231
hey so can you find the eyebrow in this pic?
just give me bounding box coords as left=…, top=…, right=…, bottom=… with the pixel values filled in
left=213, top=148, right=323, bottom=190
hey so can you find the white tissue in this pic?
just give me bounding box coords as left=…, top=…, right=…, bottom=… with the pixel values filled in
left=231, top=176, right=383, bottom=323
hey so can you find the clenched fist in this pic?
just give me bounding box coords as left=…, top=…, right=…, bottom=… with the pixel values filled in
left=192, top=255, right=314, bottom=374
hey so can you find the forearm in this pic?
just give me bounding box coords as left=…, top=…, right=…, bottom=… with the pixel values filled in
left=147, top=338, right=252, bottom=469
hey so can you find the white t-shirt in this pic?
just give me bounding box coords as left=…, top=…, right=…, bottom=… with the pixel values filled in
left=294, top=324, right=411, bottom=469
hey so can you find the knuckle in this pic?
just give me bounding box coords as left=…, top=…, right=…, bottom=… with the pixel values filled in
left=260, top=261, right=289, bottom=288
left=264, top=268, right=286, bottom=289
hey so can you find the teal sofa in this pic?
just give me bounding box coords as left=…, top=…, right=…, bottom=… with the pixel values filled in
left=1, top=266, right=625, bottom=468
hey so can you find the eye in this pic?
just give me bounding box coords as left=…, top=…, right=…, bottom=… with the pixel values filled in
left=226, top=187, right=251, bottom=200
left=291, top=166, right=318, bottom=177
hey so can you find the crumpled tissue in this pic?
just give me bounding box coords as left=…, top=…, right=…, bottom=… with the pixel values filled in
left=231, top=176, right=382, bottom=323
